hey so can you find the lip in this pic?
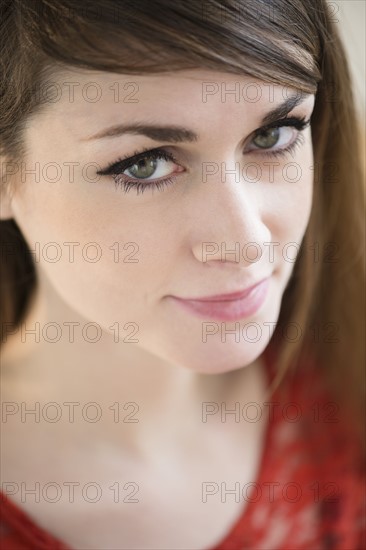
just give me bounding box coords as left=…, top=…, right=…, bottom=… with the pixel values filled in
left=179, top=279, right=269, bottom=302
left=169, top=277, right=271, bottom=321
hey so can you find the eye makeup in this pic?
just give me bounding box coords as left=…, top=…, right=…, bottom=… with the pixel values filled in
left=96, top=115, right=311, bottom=195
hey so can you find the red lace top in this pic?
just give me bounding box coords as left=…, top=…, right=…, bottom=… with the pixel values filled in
left=1, top=347, right=365, bottom=549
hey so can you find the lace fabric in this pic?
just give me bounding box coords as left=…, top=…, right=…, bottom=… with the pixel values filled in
left=210, top=349, right=366, bottom=549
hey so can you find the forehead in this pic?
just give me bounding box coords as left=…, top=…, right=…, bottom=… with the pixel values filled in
left=26, top=68, right=314, bottom=158
left=40, top=69, right=310, bottom=126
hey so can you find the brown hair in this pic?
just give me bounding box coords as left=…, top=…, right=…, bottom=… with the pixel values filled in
left=1, top=0, right=365, bottom=449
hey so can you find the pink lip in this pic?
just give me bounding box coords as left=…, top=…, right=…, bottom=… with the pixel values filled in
left=169, top=277, right=271, bottom=321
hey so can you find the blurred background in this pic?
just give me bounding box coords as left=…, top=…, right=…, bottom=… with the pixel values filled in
left=332, top=1, right=365, bottom=114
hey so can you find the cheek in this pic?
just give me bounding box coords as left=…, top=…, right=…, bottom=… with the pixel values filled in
left=10, top=175, right=178, bottom=329
left=262, top=147, right=314, bottom=254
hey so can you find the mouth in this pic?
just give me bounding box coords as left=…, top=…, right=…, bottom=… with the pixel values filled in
left=169, top=277, right=271, bottom=322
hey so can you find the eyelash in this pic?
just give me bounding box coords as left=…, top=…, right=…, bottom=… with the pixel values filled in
left=97, top=116, right=310, bottom=195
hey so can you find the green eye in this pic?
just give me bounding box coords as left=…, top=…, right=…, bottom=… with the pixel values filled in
left=252, top=127, right=280, bottom=149
left=127, top=158, right=158, bottom=179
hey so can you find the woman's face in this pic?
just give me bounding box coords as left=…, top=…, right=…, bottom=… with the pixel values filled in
left=8, top=69, right=315, bottom=373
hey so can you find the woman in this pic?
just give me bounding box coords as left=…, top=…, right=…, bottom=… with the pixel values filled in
left=0, top=0, right=364, bottom=548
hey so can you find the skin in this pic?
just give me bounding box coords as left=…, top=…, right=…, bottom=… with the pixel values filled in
left=0, top=69, right=315, bottom=548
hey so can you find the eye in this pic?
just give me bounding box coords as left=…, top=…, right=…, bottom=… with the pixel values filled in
left=251, top=126, right=293, bottom=149
left=123, top=153, right=177, bottom=180
left=96, top=148, right=185, bottom=195
left=245, top=116, right=310, bottom=157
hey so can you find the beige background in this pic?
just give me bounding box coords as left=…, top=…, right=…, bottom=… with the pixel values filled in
left=332, top=0, right=365, bottom=116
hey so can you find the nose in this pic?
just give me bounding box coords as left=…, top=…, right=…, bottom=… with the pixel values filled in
left=190, top=162, right=271, bottom=269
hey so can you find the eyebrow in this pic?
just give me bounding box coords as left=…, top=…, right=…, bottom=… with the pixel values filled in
left=82, top=93, right=310, bottom=142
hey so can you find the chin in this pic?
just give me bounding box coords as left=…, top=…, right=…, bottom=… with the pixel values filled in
left=191, top=340, right=270, bottom=375
left=143, top=275, right=283, bottom=374
left=142, top=326, right=273, bottom=375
